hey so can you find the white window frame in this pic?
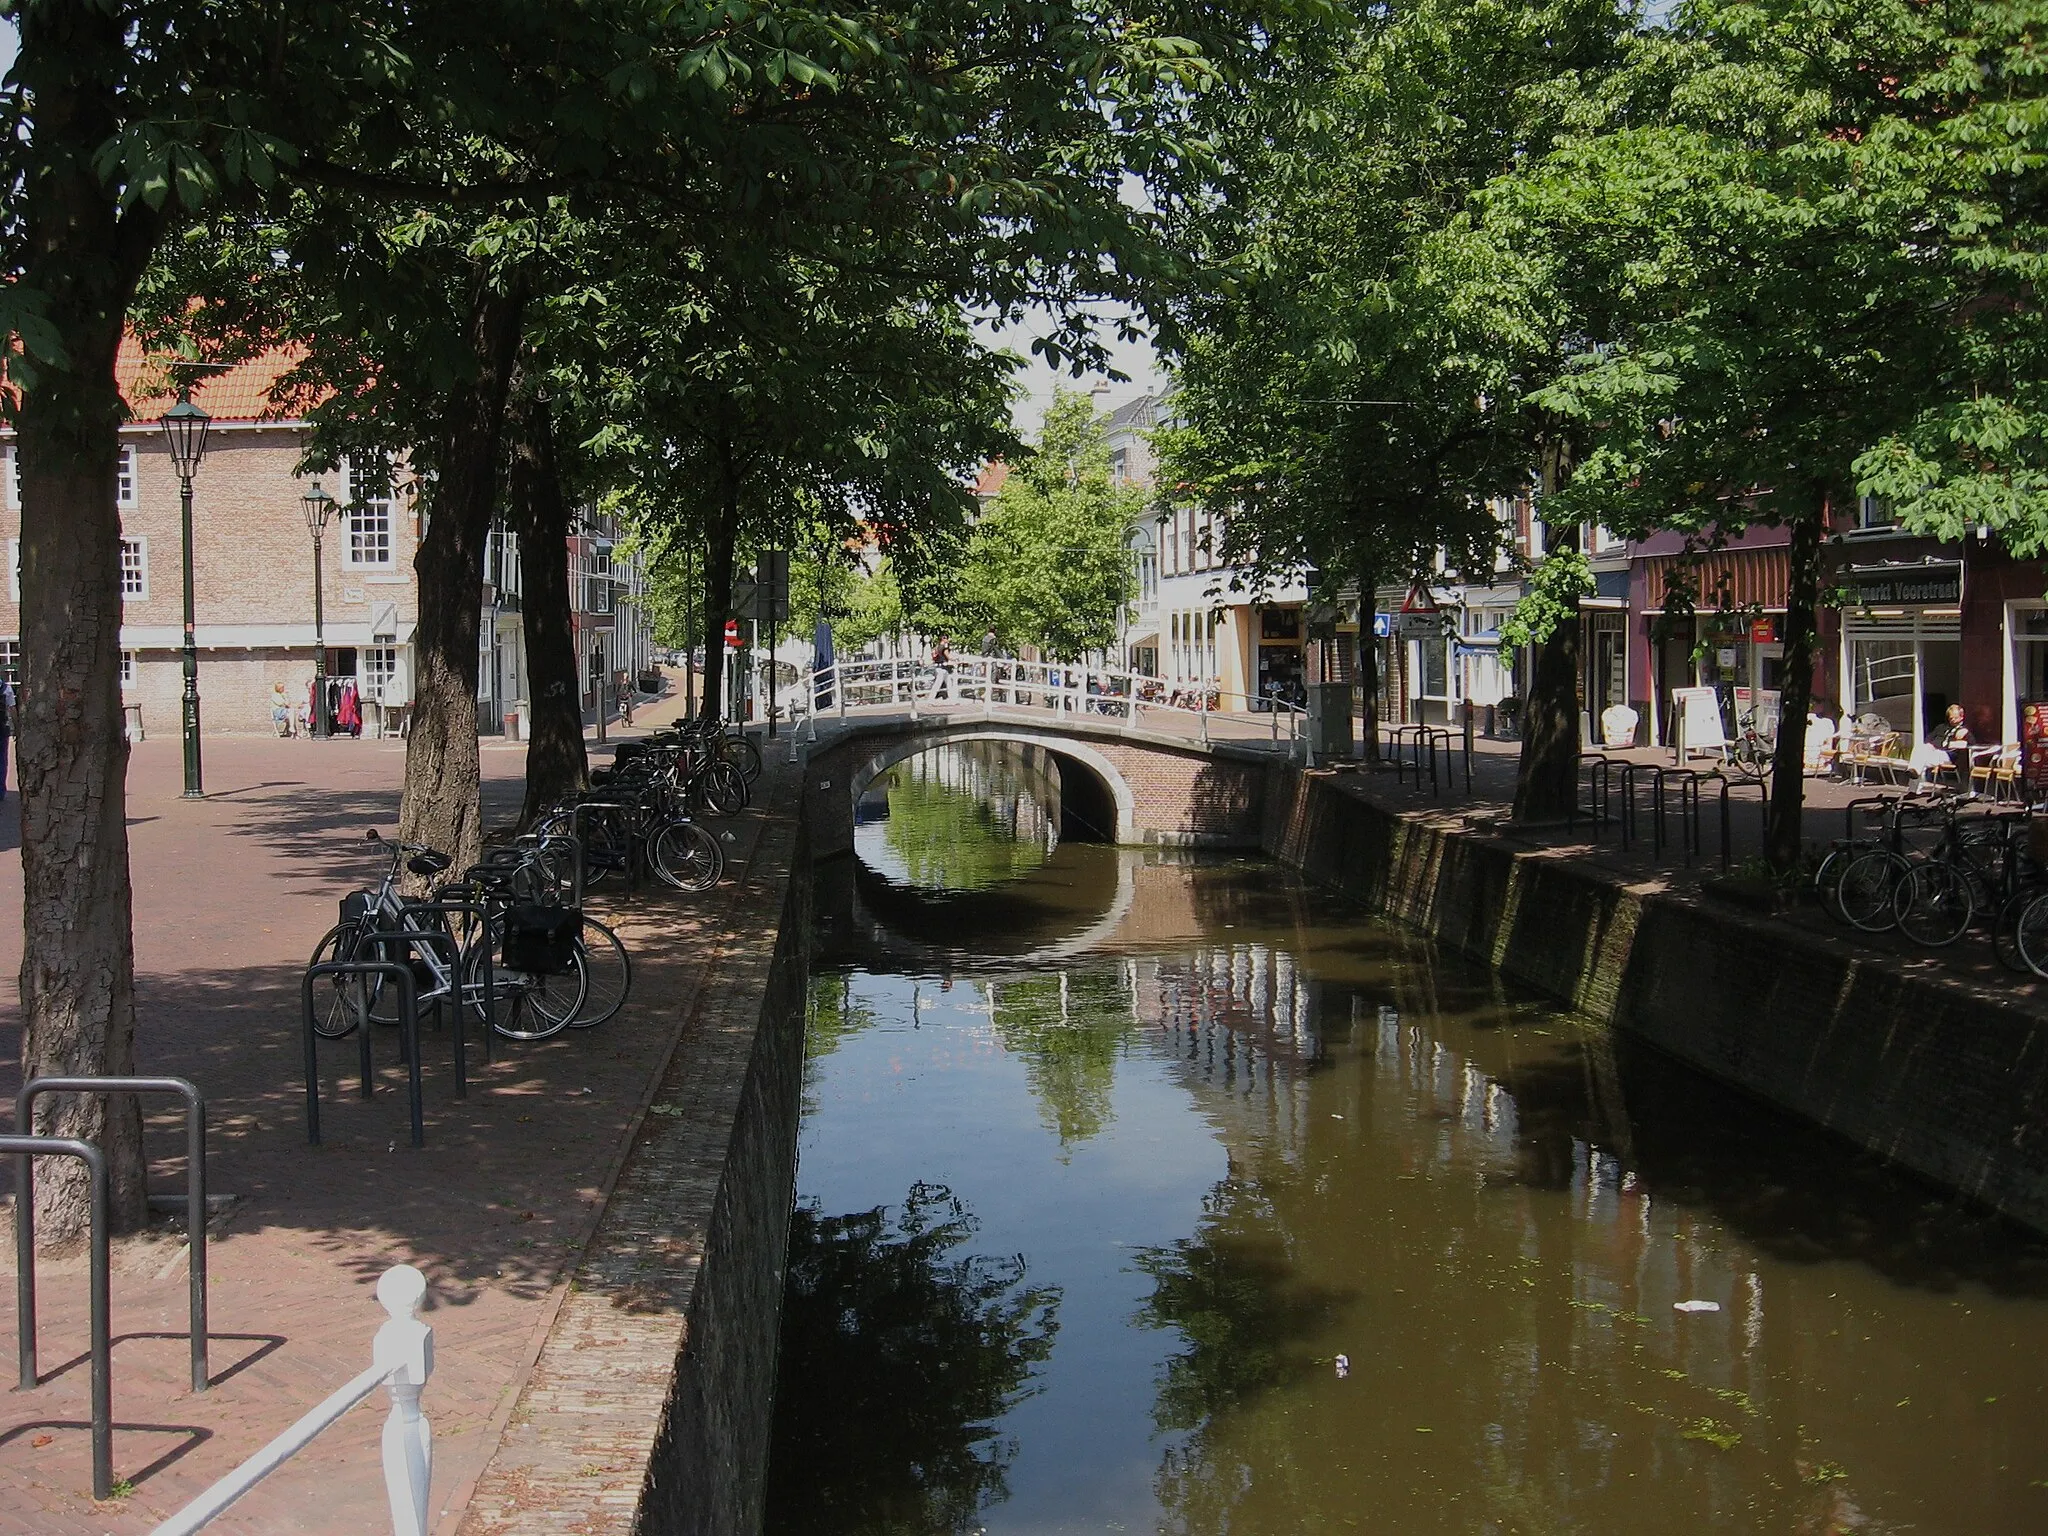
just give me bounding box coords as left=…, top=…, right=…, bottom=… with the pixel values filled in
left=361, top=644, right=399, bottom=703
left=119, top=536, right=149, bottom=601
left=4, top=445, right=19, bottom=510
left=117, top=445, right=138, bottom=507
left=119, top=650, right=136, bottom=688
left=7, top=538, right=17, bottom=602
left=344, top=456, right=397, bottom=568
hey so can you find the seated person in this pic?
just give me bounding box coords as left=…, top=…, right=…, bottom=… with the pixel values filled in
left=1939, top=703, right=1975, bottom=789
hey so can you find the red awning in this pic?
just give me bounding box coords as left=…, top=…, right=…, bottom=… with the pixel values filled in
left=1638, top=547, right=1791, bottom=611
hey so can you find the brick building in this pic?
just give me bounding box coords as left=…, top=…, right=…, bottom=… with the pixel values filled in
left=0, top=341, right=653, bottom=737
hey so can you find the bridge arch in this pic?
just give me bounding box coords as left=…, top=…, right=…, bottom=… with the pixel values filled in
left=846, top=726, right=1137, bottom=846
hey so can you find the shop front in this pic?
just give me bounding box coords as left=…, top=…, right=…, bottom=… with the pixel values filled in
left=1836, top=558, right=1963, bottom=738
left=1631, top=535, right=1793, bottom=744
left=1254, top=603, right=1306, bottom=709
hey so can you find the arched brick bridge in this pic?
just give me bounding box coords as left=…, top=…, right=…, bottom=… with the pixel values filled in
left=802, top=710, right=1287, bottom=858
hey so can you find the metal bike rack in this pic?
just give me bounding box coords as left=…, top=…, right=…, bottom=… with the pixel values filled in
left=16, top=1077, right=208, bottom=1395
left=302, top=961, right=423, bottom=1148
left=410, top=900, right=494, bottom=1074
left=1569, top=754, right=1614, bottom=836
left=6, top=1134, right=112, bottom=1498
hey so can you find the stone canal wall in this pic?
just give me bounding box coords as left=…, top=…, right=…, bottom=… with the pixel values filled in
left=1261, top=765, right=2048, bottom=1235
left=460, top=769, right=810, bottom=1536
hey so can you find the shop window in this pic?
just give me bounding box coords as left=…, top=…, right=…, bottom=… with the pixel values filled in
left=361, top=645, right=399, bottom=702
left=1260, top=606, right=1301, bottom=641
left=1420, top=638, right=1449, bottom=698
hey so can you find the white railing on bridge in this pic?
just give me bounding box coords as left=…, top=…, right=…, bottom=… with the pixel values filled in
left=796, top=652, right=1307, bottom=758
left=153, top=1265, right=435, bottom=1536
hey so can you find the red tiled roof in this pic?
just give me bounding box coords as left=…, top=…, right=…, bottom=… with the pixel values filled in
left=116, top=337, right=307, bottom=423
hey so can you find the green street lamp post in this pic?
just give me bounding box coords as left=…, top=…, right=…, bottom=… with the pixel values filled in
left=159, top=386, right=211, bottom=797
left=301, top=482, right=337, bottom=738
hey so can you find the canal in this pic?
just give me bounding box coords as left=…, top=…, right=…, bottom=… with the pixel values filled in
left=768, top=742, right=2048, bottom=1534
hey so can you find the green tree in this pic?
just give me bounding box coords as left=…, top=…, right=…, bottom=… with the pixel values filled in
left=953, top=391, right=1142, bottom=659
left=1470, top=0, right=1977, bottom=862
left=1155, top=0, right=1629, bottom=766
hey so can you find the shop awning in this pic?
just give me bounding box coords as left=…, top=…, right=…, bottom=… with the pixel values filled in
left=1638, top=546, right=1791, bottom=610
left=1454, top=630, right=1503, bottom=650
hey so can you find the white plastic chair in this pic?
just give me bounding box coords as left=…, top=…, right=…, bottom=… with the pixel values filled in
left=1599, top=705, right=1639, bottom=748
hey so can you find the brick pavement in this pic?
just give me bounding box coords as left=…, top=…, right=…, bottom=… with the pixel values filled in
left=0, top=691, right=781, bottom=1533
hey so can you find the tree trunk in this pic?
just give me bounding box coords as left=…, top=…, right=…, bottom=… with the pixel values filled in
left=697, top=440, right=739, bottom=722
left=1513, top=613, right=1583, bottom=821
left=14, top=0, right=166, bottom=1239
left=1765, top=489, right=1828, bottom=870
left=509, top=389, right=586, bottom=827
left=399, top=279, right=525, bottom=877
left=1356, top=557, right=1380, bottom=762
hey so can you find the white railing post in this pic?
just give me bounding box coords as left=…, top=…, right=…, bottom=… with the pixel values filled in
left=375, top=1266, right=434, bottom=1536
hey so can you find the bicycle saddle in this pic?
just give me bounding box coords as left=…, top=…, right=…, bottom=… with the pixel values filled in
left=407, top=849, right=454, bottom=876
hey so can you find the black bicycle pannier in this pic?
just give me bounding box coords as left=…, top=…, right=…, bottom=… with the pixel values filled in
left=502, top=904, right=582, bottom=975
left=340, top=890, right=372, bottom=926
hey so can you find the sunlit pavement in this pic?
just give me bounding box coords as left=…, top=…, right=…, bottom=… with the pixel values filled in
left=0, top=702, right=774, bottom=1534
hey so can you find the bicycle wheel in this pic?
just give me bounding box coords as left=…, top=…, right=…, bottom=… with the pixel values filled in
left=1993, top=889, right=2038, bottom=973
left=464, top=922, right=585, bottom=1041
left=2017, top=891, right=2048, bottom=979
left=696, top=760, right=749, bottom=814
left=1896, top=862, right=1974, bottom=947
left=568, top=918, right=632, bottom=1028
left=651, top=819, right=724, bottom=892
left=1813, top=846, right=1856, bottom=920
left=721, top=733, right=764, bottom=783
left=1836, top=850, right=1909, bottom=932
left=308, top=921, right=374, bottom=1038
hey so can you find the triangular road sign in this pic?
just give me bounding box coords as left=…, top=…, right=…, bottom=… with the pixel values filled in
left=1399, top=581, right=1439, bottom=614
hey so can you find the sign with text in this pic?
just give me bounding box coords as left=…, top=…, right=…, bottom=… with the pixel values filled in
left=1842, top=560, right=1962, bottom=607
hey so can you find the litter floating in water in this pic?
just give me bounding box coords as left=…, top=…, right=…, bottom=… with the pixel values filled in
left=1674, top=1300, right=1721, bottom=1313
left=1334, top=1354, right=1350, bottom=1378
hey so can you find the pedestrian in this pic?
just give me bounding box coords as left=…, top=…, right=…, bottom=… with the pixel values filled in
left=271, top=681, right=294, bottom=737
left=980, top=627, right=999, bottom=658
left=929, top=634, right=954, bottom=701
left=616, top=673, right=636, bottom=727
left=0, top=672, right=12, bottom=802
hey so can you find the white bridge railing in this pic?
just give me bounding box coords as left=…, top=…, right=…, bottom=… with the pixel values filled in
left=797, top=652, right=1307, bottom=757
left=154, top=1265, right=435, bottom=1536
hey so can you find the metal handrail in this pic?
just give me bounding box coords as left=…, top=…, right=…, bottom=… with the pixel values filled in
left=152, top=1264, right=434, bottom=1536
left=6, top=1134, right=111, bottom=1498
left=16, top=1077, right=208, bottom=1394
left=303, top=962, right=422, bottom=1148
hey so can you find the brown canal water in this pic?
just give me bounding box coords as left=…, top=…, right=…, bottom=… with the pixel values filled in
left=767, top=743, right=2048, bottom=1535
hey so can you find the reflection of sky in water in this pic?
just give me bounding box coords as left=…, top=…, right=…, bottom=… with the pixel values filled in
left=786, top=858, right=2048, bottom=1534
left=799, top=970, right=1222, bottom=1533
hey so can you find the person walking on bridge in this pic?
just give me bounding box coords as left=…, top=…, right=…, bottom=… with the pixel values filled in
left=928, top=635, right=955, bottom=702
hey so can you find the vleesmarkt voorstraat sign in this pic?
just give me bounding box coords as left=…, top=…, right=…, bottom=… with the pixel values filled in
left=1843, top=560, right=1963, bottom=606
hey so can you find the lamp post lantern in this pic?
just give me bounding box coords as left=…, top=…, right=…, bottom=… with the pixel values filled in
left=160, top=385, right=211, bottom=797
left=301, top=482, right=337, bottom=738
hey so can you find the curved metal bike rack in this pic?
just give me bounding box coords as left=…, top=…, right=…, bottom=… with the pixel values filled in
left=7, top=1134, right=112, bottom=1498
left=302, top=961, right=423, bottom=1148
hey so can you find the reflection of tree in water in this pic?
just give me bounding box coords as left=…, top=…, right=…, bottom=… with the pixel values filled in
left=1132, top=1173, right=1346, bottom=1533
left=804, top=974, right=884, bottom=1113
left=878, top=755, right=1053, bottom=891
left=989, top=967, right=1136, bottom=1150
left=766, top=1183, right=1061, bottom=1536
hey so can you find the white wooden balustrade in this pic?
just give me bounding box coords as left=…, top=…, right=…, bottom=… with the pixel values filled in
left=153, top=1264, right=434, bottom=1536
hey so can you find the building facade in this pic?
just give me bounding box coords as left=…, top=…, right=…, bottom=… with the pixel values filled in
left=0, top=341, right=653, bottom=737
